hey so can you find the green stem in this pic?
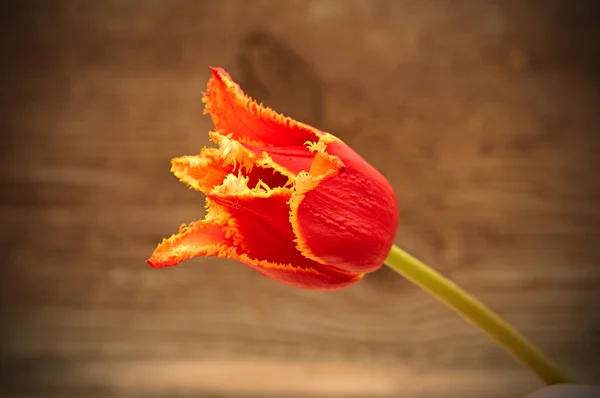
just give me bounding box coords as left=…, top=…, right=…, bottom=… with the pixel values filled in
left=384, top=244, right=573, bottom=385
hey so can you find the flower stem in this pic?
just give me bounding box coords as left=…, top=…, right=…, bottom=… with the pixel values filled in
left=384, top=244, right=573, bottom=385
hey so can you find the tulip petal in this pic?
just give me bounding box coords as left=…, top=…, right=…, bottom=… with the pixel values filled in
left=208, top=174, right=360, bottom=283
left=170, top=147, right=231, bottom=193
left=233, top=253, right=363, bottom=290
left=202, top=69, right=326, bottom=179
left=206, top=131, right=316, bottom=185
left=147, top=219, right=233, bottom=268
left=171, top=134, right=290, bottom=193
left=209, top=131, right=304, bottom=182
left=290, top=135, right=399, bottom=274
left=207, top=174, right=321, bottom=267
left=147, top=173, right=361, bottom=290
left=147, top=221, right=358, bottom=289
left=233, top=140, right=316, bottom=177
left=204, top=67, right=322, bottom=147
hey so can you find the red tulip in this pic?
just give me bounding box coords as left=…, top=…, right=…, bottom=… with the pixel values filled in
left=147, top=67, right=399, bottom=290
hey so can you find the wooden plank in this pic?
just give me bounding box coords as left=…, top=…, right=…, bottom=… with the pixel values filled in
left=2, top=1, right=599, bottom=397
left=0, top=358, right=539, bottom=398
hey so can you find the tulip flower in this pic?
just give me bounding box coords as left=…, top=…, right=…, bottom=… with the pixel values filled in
left=148, top=67, right=572, bottom=387
left=147, top=67, right=398, bottom=290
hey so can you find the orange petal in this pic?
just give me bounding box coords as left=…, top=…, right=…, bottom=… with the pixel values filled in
left=209, top=131, right=299, bottom=183
left=147, top=220, right=232, bottom=268
left=171, top=135, right=289, bottom=193
left=204, top=67, right=322, bottom=147
left=170, top=147, right=230, bottom=193
left=290, top=135, right=399, bottom=274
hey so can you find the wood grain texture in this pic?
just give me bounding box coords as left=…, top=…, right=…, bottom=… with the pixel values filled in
left=1, top=1, right=599, bottom=397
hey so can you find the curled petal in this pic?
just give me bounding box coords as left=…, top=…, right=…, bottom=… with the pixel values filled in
left=147, top=220, right=232, bottom=268
left=204, top=67, right=322, bottom=147
left=171, top=133, right=289, bottom=193
left=147, top=173, right=361, bottom=290
left=290, top=135, right=399, bottom=274
left=170, top=147, right=230, bottom=193
left=209, top=131, right=299, bottom=183
left=146, top=219, right=360, bottom=290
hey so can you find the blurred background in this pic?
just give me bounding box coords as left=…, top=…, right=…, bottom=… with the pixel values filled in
left=1, top=1, right=599, bottom=397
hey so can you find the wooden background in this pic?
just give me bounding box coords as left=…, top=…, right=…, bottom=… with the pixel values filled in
left=1, top=1, right=599, bottom=397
